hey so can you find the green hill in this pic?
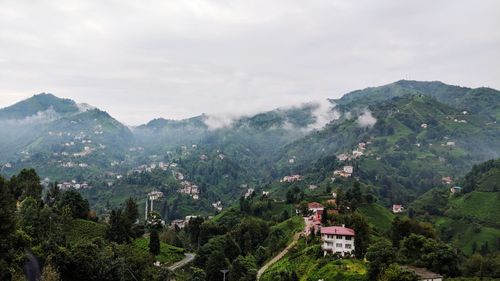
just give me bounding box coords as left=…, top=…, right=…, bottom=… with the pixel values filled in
left=261, top=241, right=367, bottom=281
left=357, top=203, right=394, bottom=233
left=0, top=93, right=79, bottom=119
left=411, top=158, right=500, bottom=255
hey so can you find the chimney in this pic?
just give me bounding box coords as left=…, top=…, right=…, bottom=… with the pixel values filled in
left=342, top=224, right=345, bottom=228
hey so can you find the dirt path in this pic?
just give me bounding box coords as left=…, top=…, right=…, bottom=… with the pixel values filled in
left=256, top=232, right=301, bottom=280
left=168, top=253, right=196, bottom=271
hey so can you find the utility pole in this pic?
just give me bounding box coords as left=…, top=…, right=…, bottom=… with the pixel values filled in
left=220, top=269, right=229, bottom=281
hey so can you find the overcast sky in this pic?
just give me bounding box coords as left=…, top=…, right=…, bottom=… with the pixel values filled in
left=0, top=0, right=499, bottom=125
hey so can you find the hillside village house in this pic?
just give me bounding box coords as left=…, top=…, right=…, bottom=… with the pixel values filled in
left=320, top=225, right=355, bottom=256
left=280, top=174, right=302, bottom=183
left=392, top=204, right=404, bottom=213
left=302, top=202, right=325, bottom=236
left=401, top=266, right=443, bottom=281
left=333, top=165, right=353, bottom=178
left=307, top=202, right=325, bottom=217
left=441, top=176, right=452, bottom=185
left=450, top=186, right=462, bottom=194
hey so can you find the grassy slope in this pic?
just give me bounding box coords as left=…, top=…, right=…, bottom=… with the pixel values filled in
left=133, top=237, right=185, bottom=265
left=65, top=219, right=185, bottom=265
left=269, top=216, right=305, bottom=244
left=447, top=191, right=500, bottom=225
left=357, top=203, right=394, bottom=233
left=411, top=188, right=500, bottom=255
left=435, top=217, right=500, bottom=255
left=261, top=241, right=367, bottom=281
left=65, top=219, right=107, bottom=244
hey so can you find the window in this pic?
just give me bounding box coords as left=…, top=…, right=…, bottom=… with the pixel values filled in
left=336, top=243, right=343, bottom=248
left=345, top=236, right=352, bottom=240
left=345, top=244, right=352, bottom=249
left=336, top=235, right=343, bottom=239
left=327, top=242, right=333, bottom=247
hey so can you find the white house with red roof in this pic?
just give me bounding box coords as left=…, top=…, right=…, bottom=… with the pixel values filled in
left=320, top=225, right=355, bottom=256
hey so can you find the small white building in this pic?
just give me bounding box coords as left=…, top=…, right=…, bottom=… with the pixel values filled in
left=392, top=204, right=404, bottom=213
left=343, top=166, right=353, bottom=174
left=321, top=225, right=355, bottom=256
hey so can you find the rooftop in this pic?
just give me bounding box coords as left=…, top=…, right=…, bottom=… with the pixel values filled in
left=308, top=202, right=325, bottom=209
left=401, top=266, right=443, bottom=279
left=321, top=226, right=355, bottom=236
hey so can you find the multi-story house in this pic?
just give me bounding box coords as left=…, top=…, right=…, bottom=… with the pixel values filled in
left=320, top=225, right=355, bottom=256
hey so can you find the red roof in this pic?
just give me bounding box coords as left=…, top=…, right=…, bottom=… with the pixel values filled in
left=308, top=202, right=324, bottom=209
left=321, top=226, right=355, bottom=236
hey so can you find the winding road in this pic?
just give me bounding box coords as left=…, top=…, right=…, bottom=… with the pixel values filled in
left=168, top=253, right=196, bottom=271
left=256, top=232, right=301, bottom=280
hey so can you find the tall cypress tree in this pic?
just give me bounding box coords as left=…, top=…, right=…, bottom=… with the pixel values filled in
left=124, top=197, right=139, bottom=224
left=149, top=230, right=160, bottom=256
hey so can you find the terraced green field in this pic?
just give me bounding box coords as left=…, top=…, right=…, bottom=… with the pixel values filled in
left=357, top=203, right=394, bottom=233
left=133, top=237, right=185, bottom=265
left=261, top=241, right=367, bottom=281
left=447, top=191, right=500, bottom=225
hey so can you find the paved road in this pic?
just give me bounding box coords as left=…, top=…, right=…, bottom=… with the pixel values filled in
left=168, top=253, right=196, bottom=271
left=256, top=232, right=301, bottom=280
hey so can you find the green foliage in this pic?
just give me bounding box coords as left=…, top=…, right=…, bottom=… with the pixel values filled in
left=462, top=159, right=500, bottom=193
left=191, top=267, right=207, bottom=281
left=462, top=253, right=500, bottom=278
left=205, top=250, right=230, bottom=281
left=9, top=168, right=42, bottom=200
left=366, top=240, right=395, bottom=280
left=60, top=237, right=155, bottom=281
left=124, top=197, right=139, bottom=224
left=149, top=230, right=160, bottom=256
left=261, top=241, right=367, bottom=281
left=379, top=264, right=418, bottom=281
left=40, top=258, right=61, bottom=281
left=64, top=219, right=106, bottom=244
left=56, top=190, right=90, bottom=219
left=194, top=235, right=241, bottom=269
left=106, top=208, right=132, bottom=244
left=264, top=216, right=305, bottom=257
left=0, top=176, right=18, bottom=281
left=132, top=237, right=185, bottom=264
left=228, top=255, right=257, bottom=281
left=391, top=217, right=435, bottom=248
left=398, top=234, right=459, bottom=277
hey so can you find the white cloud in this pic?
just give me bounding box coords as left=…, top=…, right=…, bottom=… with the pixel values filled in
left=0, top=107, right=59, bottom=125
left=357, top=109, right=377, bottom=128
left=203, top=113, right=238, bottom=130
left=307, top=100, right=340, bottom=130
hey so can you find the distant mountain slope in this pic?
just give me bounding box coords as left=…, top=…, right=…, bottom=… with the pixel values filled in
left=410, top=158, right=500, bottom=255
left=272, top=93, right=500, bottom=205
left=337, top=80, right=500, bottom=119
left=0, top=80, right=499, bottom=213
left=0, top=95, right=134, bottom=179
left=0, top=93, right=79, bottom=119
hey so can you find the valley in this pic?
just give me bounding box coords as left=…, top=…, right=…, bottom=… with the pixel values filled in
left=1, top=80, right=500, bottom=280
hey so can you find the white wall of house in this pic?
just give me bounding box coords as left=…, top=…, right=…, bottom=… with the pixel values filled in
left=321, top=234, right=355, bottom=256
